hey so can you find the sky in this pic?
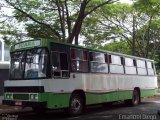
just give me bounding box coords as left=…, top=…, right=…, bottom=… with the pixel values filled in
left=120, top=0, right=133, bottom=4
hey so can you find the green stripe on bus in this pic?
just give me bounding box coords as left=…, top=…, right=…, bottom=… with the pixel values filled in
left=38, top=93, right=71, bottom=109
left=85, top=91, right=132, bottom=105
left=36, top=89, right=156, bottom=109
left=5, top=89, right=156, bottom=109
left=141, top=89, right=157, bottom=97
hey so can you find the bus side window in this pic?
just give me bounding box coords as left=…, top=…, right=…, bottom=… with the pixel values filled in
left=51, top=52, right=69, bottom=78
left=137, top=60, right=147, bottom=75
left=124, top=57, right=137, bottom=75
left=71, top=48, right=89, bottom=72
left=147, top=61, right=155, bottom=75
left=52, top=52, right=60, bottom=70
left=90, top=52, right=108, bottom=73
left=109, top=55, right=124, bottom=74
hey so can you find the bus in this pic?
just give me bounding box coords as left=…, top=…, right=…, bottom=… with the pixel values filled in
left=2, top=39, right=158, bottom=116
left=0, top=39, right=10, bottom=98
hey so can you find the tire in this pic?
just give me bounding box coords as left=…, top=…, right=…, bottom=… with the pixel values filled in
left=125, top=89, right=140, bottom=106
left=68, top=94, right=84, bottom=116
left=132, top=89, right=140, bottom=106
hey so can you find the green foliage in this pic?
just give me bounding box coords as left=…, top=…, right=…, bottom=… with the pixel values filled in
left=82, top=3, right=132, bottom=48
left=26, top=24, right=58, bottom=40
left=99, top=41, right=131, bottom=55
left=2, top=0, right=117, bottom=44
left=134, top=0, right=160, bottom=15
left=2, top=0, right=160, bottom=73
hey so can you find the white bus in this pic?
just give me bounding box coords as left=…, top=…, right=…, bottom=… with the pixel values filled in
left=2, top=39, right=158, bottom=116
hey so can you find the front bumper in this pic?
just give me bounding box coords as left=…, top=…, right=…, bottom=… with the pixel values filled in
left=2, top=100, right=47, bottom=108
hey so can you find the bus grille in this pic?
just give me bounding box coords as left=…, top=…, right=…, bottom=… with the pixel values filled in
left=4, top=86, right=44, bottom=93
left=13, top=94, right=29, bottom=100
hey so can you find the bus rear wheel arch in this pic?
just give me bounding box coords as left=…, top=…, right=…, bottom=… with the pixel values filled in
left=67, top=90, right=86, bottom=116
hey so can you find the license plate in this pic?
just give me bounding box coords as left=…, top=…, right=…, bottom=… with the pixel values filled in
left=15, top=101, right=22, bottom=106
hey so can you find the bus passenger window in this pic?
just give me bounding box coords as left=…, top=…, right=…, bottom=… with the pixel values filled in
left=109, top=55, right=124, bottom=74
left=137, top=60, right=147, bottom=75
left=71, top=48, right=88, bottom=72
left=60, top=53, right=68, bottom=70
left=124, top=57, right=137, bottom=75
left=90, top=52, right=108, bottom=73
left=51, top=52, right=69, bottom=78
left=52, top=52, right=60, bottom=70
left=147, top=61, right=155, bottom=75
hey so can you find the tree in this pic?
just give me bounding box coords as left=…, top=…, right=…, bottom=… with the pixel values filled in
left=2, top=0, right=118, bottom=45
left=82, top=3, right=132, bottom=48
left=99, top=41, right=131, bottom=55
left=83, top=1, right=160, bottom=58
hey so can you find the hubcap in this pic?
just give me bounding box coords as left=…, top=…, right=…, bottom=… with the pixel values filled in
left=71, top=98, right=81, bottom=113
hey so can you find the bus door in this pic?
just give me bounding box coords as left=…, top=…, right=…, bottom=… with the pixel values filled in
left=51, top=51, right=69, bottom=78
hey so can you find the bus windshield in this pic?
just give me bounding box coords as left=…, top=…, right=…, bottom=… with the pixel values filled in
left=10, top=48, right=48, bottom=79
left=10, top=51, right=25, bottom=79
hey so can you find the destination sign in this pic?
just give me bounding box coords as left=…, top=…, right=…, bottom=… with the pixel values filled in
left=14, top=40, right=41, bottom=50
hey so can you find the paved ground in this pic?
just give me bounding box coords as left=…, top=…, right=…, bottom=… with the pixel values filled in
left=0, top=95, right=160, bottom=120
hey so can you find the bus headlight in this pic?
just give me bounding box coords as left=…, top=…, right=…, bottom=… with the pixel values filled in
left=30, top=94, right=38, bottom=101
left=5, top=93, right=13, bottom=100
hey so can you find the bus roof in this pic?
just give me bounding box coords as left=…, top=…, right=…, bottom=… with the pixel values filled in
left=10, top=39, right=154, bottom=62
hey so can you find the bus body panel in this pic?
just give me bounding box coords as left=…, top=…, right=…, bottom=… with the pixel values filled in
left=4, top=73, right=157, bottom=109
left=5, top=73, right=157, bottom=94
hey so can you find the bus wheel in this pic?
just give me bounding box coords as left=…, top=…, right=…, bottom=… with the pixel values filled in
left=132, top=89, right=140, bottom=106
left=68, top=94, right=83, bottom=116
left=125, top=89, right=140, bottom=106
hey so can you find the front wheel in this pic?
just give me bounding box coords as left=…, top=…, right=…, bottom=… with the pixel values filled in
left=67, top=94, right=84, bottom=116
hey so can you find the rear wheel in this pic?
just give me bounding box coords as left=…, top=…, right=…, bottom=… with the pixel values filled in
left=132, top=90, right=140, bottom=105
left=125, top=89, right=140, bottom=106
left=67, top=94, right=84, bottom=116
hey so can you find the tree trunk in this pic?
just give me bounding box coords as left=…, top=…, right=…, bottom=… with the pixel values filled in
left=132, top=14, right=136, bottom=56
left=68, top=0, right=87, bottom=44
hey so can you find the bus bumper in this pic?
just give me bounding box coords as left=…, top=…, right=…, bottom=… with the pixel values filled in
left=2, top=100, right=47, bottom=108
